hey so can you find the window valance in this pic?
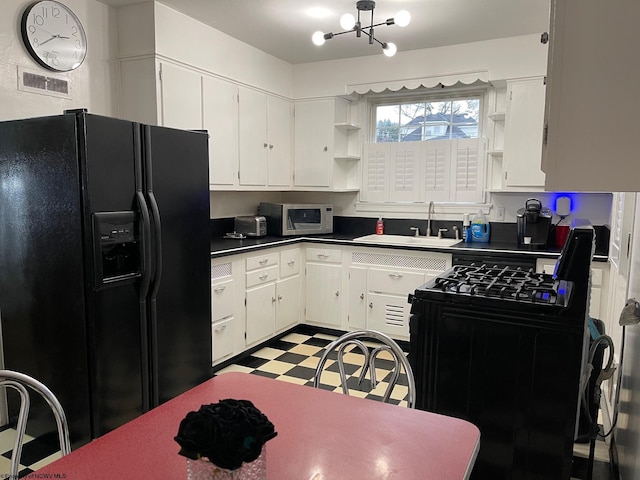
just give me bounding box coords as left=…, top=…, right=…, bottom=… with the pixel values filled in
left=346, top=70, right=489, bottom=95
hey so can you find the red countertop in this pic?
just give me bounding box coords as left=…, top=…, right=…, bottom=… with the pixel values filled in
left=35, top=372, right=480, bottom=479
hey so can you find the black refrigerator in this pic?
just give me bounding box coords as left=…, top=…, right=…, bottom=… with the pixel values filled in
left=0, top=110, right=212, bottom=447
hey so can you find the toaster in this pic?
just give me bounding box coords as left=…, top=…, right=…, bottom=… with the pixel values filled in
left=234, top=216, right=267, bottom=237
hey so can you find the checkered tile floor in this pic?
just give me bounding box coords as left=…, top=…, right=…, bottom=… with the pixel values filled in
left=213, top=328, right=411, bottom=407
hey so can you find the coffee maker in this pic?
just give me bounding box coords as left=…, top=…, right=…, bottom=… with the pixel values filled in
left=516, top=198, right=552, bottom=248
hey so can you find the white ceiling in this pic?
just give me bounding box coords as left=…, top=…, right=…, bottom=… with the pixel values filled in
left=98, top=0, right=550, bottom=64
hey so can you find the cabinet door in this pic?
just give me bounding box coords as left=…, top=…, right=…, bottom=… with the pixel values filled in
left=276, top=275, right=300, bottom=332
left=305, top=263, right=341, bottom=327
left=238, top=87, right=267, bottom=186
left=267, top=96, right=292, bottom=187
left=294, top=100, right=332, bottom=188
left=245, top=282, right=275, bottom=345
left=203, top=77, right=239, bottom=187
left=503, top=78, right=545, bottom=187
left=542, top=0, right=640, bottom=191
left=367, top=292, right=411, bottom=340
left=348, top=267, right=367, bottom=330
left=159, top=62, right=202, bottom=130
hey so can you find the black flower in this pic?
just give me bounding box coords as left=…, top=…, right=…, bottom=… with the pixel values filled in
left=175, top=399, right=277, bottom=470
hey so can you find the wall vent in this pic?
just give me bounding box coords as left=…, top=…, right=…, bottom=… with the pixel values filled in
left=18, top=67, right=71, bottom=99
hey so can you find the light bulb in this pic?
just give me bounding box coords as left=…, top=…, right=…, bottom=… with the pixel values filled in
left=340, top=13, right=356, bottom=30
left=383, top=42, right=397, bottom=57
left=312, top=31, right=326, bottom=46
left=395, top=10, right=411, bottom=27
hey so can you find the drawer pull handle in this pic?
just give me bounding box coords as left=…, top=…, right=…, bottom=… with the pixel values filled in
left=369, top=302, right=373, bottom=309
left=214, top=324, right=227, bottom=334
left=259, top=259, right=268, bottom=265
left=287, top=260, right=295, bottom=266
left=360, top=293, right=364, bottom=300
left=278, top=295, right=283, bottom=301
left=272, top=297, right=276, bottom=303
left=335, top=291, right=340, bottom=297
left=259, top=274, right=268, bottom=281
left=213, top=286, right=226, bottom=293
left=317, top=254, right=329, bottom=259
left=389, top=273, right=404, bottom=279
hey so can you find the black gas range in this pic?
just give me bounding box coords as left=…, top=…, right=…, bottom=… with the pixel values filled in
left=408, top=222, right=595, bottom=480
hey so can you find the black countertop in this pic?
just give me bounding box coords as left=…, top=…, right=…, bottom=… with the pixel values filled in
left=210, top=233, right=609, bottom=262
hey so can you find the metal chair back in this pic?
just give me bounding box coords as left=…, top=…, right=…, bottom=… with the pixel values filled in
left=0, top=369, right=71, bottom=477
left=313, top=330, right=416, bottom=408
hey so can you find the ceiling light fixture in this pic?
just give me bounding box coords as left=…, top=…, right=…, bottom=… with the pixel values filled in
left=312, top=1, right=411, bottom=58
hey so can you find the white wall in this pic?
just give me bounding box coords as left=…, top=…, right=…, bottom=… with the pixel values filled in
left=293, top=34, right=547, bottom=98
left=0, top=0, right=118, bottom=121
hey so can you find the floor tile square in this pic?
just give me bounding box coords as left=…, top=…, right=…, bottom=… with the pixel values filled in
left=250, top=370, right=279, bottom=379
left=268, top=339, right=298, bottom=351
left=274, top=375, right=308, bottom=385
left=288, top=344, right=323, bottom=357
left=280, top=333, right=312, bottom=344
left=282, top=365, right=317, bottom=381
left=257, top=360, right=296, bottom=375
left=303, top=337, right=332, bottom=348
left=236, top=355, right=269, bottom=369
left=215, top=364, right=254, bottom=375
left=274, top=352, right=307, bottom=365
left=325, top=361, right=361, bottom=376
left=252, top=347, right=288, bottom=360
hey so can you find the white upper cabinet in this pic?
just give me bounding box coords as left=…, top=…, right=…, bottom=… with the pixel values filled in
left=203, top=76, right=239, bottom=188
left=294, top=99, right=333, bottom=188
left=542, top=0, right=640, bottom=191
left=503, top=77, right=546, bottom=188
left=159, top=62, right=202, bottom=130
left=238, top=88, right=292, bottom=188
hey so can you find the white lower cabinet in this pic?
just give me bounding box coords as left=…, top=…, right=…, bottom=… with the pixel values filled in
left=245, top=248, right=302, bottom=347
left=245, top=252, right=279, bottom=346
left=211, top=259, right=241, bottom=366
left=304, top=247, right=343, bottom=328
left=275, top=248, right=301, bottom=332
left=349, top=249, right=452, bottom=340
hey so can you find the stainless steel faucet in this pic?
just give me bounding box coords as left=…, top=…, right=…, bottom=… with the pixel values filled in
left=426, top=201, right=434, bottom=237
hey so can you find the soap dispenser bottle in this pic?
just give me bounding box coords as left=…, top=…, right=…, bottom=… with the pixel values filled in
left=376, top=217, right=384, bottom=235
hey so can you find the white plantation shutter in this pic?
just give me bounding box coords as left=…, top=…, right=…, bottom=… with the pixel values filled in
left=363, top=143, right=389, bottom=202
left=391, top=142, right=420, bottom=202
left=424, top=140, right=450, bottom=202
left=452, top=138, right=483, bottom=202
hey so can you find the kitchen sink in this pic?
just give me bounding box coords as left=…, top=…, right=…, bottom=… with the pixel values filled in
left=353, top=234, right=462, bottom=248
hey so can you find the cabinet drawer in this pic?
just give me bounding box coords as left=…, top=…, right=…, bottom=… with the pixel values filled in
left=368, top=268, right=425, bottom=296
left=591, top=267, right=603, bottom=286
left=280, top=248, right=300, bottom=278
left=212, top=317, right=234, bottom=362
left=246, top=265, right=278, bottom=288
left=306, top=247, right=342, bottom=263
left=246, top=252, right=279, bottom=271
left=211, top=278, right=234, bottom=322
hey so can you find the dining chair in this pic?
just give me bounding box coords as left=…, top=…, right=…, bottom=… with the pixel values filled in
left=0, top=369, right=71, bottom=478
left=313, top=330, right=416, bottom=408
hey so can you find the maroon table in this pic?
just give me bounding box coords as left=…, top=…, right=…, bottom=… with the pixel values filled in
left=35, top=372, right=480, bottom=479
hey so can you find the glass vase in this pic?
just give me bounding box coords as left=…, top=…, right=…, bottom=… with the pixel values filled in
left=186, top=447, right=266, bottom=480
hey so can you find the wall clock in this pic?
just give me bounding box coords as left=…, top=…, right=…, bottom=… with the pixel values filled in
left=21, top=1, right=87, bottom=72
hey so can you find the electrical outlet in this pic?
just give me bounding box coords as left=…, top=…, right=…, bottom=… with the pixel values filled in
left=495, top=207, right=505, bottom=221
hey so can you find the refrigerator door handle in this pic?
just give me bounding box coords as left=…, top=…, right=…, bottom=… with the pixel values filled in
left=143, top=125, right=162, bottom=406
left=134, top=126, right=152, bottom=412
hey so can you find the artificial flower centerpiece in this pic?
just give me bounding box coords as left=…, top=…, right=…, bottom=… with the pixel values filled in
left=175, top=399, right=277, bottom=479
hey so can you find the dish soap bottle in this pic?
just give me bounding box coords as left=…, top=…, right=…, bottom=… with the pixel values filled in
left=463, top=214, right=471, bottom=243
left=376, top=217, right=384, bottom=235
left=470, top=211, right=490, bottom=243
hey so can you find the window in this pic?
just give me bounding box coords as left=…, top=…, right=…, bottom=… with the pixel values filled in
left=359, top=90, right=486, bottom=209
left=375, top=97, right=480, bottom=143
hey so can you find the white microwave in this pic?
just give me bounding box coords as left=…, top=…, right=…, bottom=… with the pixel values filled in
left=258, top=203, right=333, bottom=236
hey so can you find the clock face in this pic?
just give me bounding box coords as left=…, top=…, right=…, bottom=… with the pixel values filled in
left=21, top=1, right=87, bottom=72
